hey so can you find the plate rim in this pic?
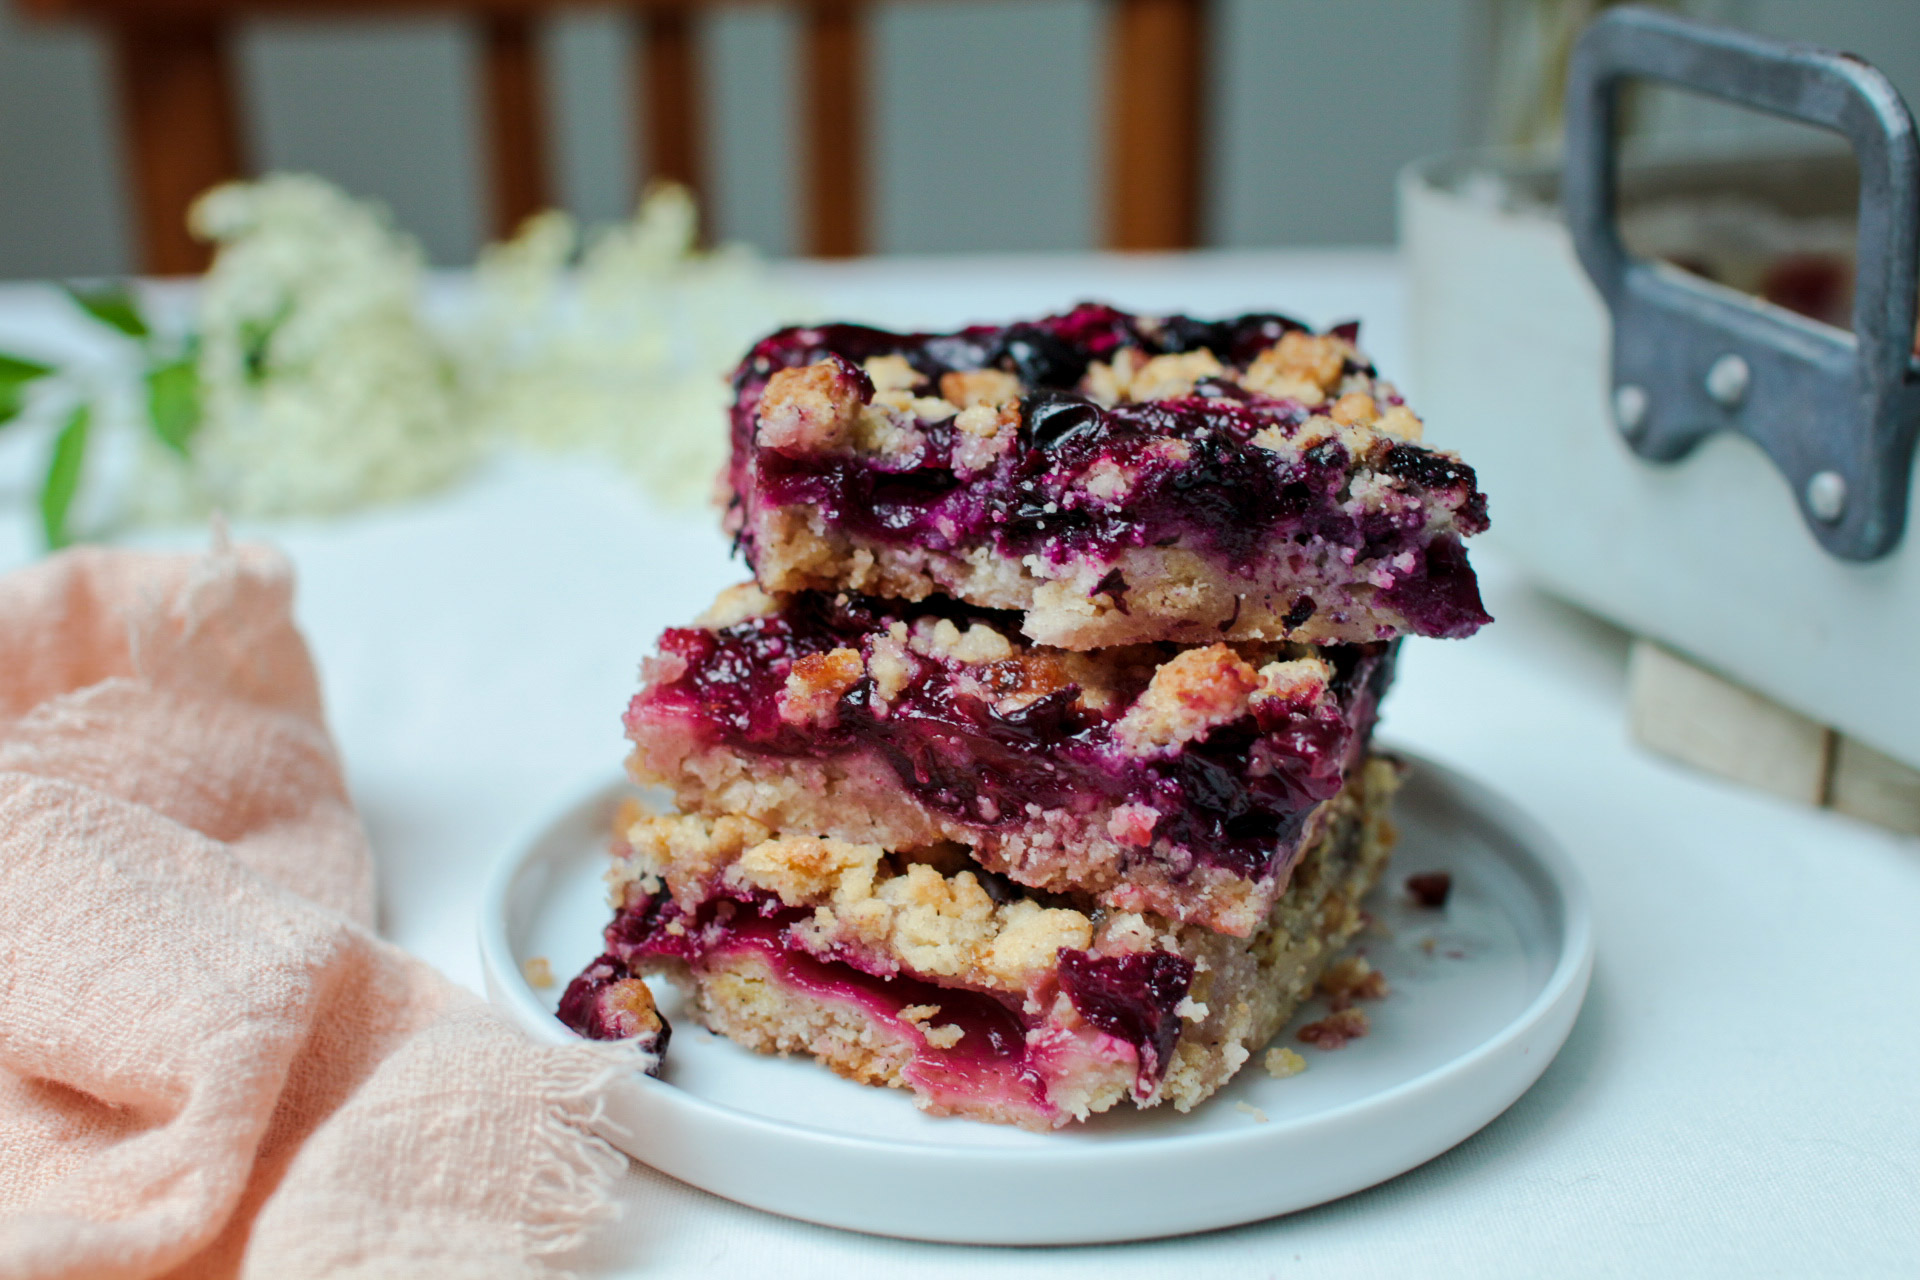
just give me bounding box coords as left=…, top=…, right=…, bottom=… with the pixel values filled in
left=478, top=744, right=1594, bottom=1167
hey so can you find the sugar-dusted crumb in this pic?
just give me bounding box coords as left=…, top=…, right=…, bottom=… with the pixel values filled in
left=523, top=956, right=556, bottom=989
left=1297, top=1007, right=1371, bottom=1050
left=1235, top=1100, right=1270, bottom=1123
left=1264, top=1047, right=1307, bottom=1079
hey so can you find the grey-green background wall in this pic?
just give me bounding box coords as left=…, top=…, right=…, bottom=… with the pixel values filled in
left=0, top=0, right=1915, bottom=277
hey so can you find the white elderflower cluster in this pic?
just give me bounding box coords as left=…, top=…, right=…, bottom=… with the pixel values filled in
left=145, top=174, right=471, bottom=518
left=127, top=176, right=796, bottom=523
left=453, top=183, right=798, bottom=507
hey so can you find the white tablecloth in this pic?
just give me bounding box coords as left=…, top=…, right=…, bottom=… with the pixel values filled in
left=1, top=252, right=1915, bottom=1277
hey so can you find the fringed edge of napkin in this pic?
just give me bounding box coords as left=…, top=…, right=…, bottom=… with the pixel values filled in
left=520, top=1040, right=659, bottom=1261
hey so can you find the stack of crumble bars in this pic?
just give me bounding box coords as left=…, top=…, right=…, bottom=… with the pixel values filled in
left=559, top=305, right=1490, bottom=1129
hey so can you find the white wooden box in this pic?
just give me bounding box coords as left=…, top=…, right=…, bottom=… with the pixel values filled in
left=1400, top=148, right=1919, bottom=771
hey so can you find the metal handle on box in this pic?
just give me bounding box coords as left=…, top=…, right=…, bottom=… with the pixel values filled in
left=1564, top=5, right=1920, bottom=561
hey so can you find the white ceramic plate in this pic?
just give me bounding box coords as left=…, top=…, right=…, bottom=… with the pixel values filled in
left=479, top=748, right=1592, bottom=1244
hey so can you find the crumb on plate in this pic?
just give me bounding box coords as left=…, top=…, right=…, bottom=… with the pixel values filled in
left=1406, top=870, right=1452, bottom=908
left=1265, top=1047, right=1307, bottom=1079
left=1297, top=1007, right=1371, bottom=1050
left=1319, top=955, right=1389, bottom=1005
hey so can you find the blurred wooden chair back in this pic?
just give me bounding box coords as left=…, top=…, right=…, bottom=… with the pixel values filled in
left=16, top=0, right=1211, bottom=273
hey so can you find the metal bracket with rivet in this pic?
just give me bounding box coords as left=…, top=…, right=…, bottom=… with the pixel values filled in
left=1564, top=7, right=1920, bottom=561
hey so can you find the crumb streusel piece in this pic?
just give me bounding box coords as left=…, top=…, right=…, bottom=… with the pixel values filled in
left=556, top=756, right=1400, bottom=1130
left=625, top=585, right=1394, bottom=936
left=723, top=305, right=1490, bottom=649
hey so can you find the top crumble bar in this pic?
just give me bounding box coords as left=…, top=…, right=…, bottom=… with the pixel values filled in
left=723, top=303, right=1491, bottom=649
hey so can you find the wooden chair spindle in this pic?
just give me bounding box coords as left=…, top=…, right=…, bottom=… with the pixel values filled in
left=112, top=17, right=244, bottom=275
left=1105, top=0, right=1209, bottom=251
left=480, top=13, right=551, bottom=239
left=802, top=0, right=867, bottom=258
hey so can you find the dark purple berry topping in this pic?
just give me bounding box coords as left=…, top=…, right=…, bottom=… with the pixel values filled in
left=1056, top=949, right=1196, bottom=1083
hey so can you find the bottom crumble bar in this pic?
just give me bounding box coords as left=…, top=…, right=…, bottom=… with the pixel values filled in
left=560, top=756, right=1402, bottom=1130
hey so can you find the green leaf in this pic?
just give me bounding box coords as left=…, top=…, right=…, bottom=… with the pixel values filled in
left=0, top=352, right=54, bottom=383
left=41, top=403, right=90, bottom=551
left=0, top=352, right=54, bottom=428
left=146, top=357, right=200, bottom=456
left=65, top=285, right=150, bottom=341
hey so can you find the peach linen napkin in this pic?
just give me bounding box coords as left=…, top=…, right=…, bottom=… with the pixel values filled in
left=0, top=542, right=650, bottom=1279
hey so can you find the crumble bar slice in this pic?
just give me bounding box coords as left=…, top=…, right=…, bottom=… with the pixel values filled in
left=724, top=303, right=1490, bottom=649
left=558, top=756, right=1401, bottom=1130
left=626, top=585, right=1393, bottom=936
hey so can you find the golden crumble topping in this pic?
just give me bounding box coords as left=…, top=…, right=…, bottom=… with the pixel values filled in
left=909, top=616, right=1016, bottom=665
left=701, top=823, right=1098, bottom=993
left=755, top=329, right=1429, bottom=495
left=850, top=402, right=931, bottom=461
left=730, top=831, right=883, bottom=904
left=1128, top=350, right=1226, bottom=401
left=940, top=368, right=1021, bottom=409
left=598, top=975, right=668, bottom=1040
left=861, top=354, right=924, bottom=394
left=1330, top=392, right=1377, bottom=426
left=1081, top=457, right=1134, bottom=504
left=898, top=1003, right=966, bottom=1048
left=1254, top=330, right=1352, bottom=394
left=864, top=623, right=916, bottom=708
left=869, top=389, right=955, bottom=423
left=758, top=361, right=865, bottom=454
left=1375, top=404, right=1423, bottom=441
left=620, top=811, right=772, bottom=907
left=951, top=403, right=1019, bottom=476
left=1082, top=347, right=1145, bottom=405
left=1253, top=656, right=1334, bottom=712
left=777, top=647, right=865, bottom=726
left=696, top=582, right=780, bottom=630
left=1115, top=643, right=1262, bottom=756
